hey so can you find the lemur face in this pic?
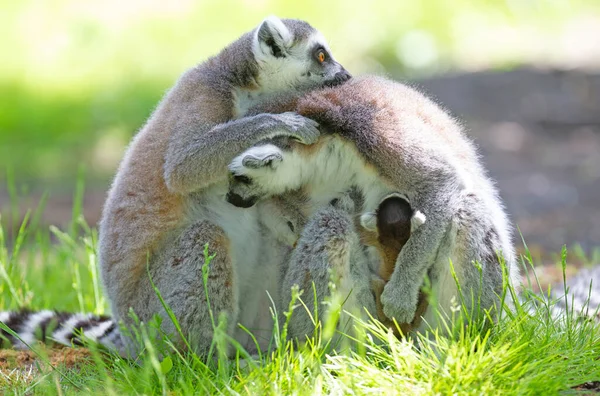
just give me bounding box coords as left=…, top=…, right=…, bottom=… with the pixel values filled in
left=252, top=16, right=351, bottom=93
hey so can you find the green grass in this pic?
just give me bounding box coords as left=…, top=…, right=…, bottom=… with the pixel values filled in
left=0, top=182, right=600, bottom=395
left=1, top=187, right=599, bottom=394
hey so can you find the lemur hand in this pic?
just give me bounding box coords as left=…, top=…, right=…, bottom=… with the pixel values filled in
left=273, top=112, right=320, bottom=145
left=380, top=281, right=419, bottom=324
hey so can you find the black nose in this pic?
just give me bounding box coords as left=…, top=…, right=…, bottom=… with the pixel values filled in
left=336, top=68, right=352, bottom=81
left=226, top=192, right=258, bottom=208
left=325, top=68, right=352, bottom=87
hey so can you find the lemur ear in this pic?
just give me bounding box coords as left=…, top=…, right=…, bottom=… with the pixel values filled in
left=254, top=16, right=292, bottom=59
left=360, top=212, right=378, bottom=233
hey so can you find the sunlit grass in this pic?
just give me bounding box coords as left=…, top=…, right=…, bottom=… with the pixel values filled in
left=1, top=183, right=599, bottom=394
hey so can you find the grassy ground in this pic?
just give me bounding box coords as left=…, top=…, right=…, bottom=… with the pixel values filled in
left=0, top=190, right=599, bottom=395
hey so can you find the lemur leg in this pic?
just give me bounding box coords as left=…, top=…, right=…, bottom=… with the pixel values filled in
left=413, top=192, right=517, bottom=333
left=281, top=192, right=376, bottom=344
left=124, top=220, right=237, bottom=357
left=428, top=193, right=515, bottom=327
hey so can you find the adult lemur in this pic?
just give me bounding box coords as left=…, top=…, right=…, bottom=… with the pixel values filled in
left=227, top=75, right=521, bottom=330
left=0, top=17, right=352, bottom=356
left=98, top=16, right=351, bottom=355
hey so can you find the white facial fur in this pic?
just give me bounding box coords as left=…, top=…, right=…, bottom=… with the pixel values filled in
left=251, top=16, right=342, bottom=93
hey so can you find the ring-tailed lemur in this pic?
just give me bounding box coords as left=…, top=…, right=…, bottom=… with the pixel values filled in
left=1, top=16, right=351, bottom=357
left=98, top=15, right=353, bottom=356
left=226, top=75, right=520, bottom=329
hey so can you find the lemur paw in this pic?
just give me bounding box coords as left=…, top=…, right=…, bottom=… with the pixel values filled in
left=275, top=112, right=320, bottom=145
left=380, top=284, right=418, bottom=324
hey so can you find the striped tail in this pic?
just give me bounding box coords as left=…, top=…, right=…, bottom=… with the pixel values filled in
left=0, top=310, right=125, bottom=353
left=522, top=266, right=600, bottom=321
left=550, top=266, right=600, bottom=321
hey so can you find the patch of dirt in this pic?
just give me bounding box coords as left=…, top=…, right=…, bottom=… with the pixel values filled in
left=572, top=381, right=600, bottom=394
left=0, top=346, right=93, bottom=373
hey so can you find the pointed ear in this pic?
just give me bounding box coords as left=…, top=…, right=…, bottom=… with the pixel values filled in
left=253, top=16, right=292, bottom=59
left=379, top=192, right=410, bottom=203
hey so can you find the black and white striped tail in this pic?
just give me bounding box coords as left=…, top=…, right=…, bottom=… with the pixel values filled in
left=550, top=266, right=600, bottom=321
left=0, top=310, right=124, bottom=353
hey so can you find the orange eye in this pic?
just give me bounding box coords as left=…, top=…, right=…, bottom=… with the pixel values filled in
left=318, top=51, right=325, bottom=63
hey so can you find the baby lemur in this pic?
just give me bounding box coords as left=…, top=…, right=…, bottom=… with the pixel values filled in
left=228, top=75, right=520, bottom=330
left=96, top=16, right=351, bottom=355
left=361, top=194, right=429, bottom=336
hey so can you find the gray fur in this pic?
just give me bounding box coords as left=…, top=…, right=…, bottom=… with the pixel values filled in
left=164, top=112, right=321, bottom=193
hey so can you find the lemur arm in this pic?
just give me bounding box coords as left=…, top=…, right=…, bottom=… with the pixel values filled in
left=379, top=184, right=458, bottom=322
left=164, top=112, right=320, bottom=194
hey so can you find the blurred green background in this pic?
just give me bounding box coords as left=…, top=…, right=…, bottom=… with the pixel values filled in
left=1, top=0, right=600, bottom=254
left=1, top=0, right=598, bottom=185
